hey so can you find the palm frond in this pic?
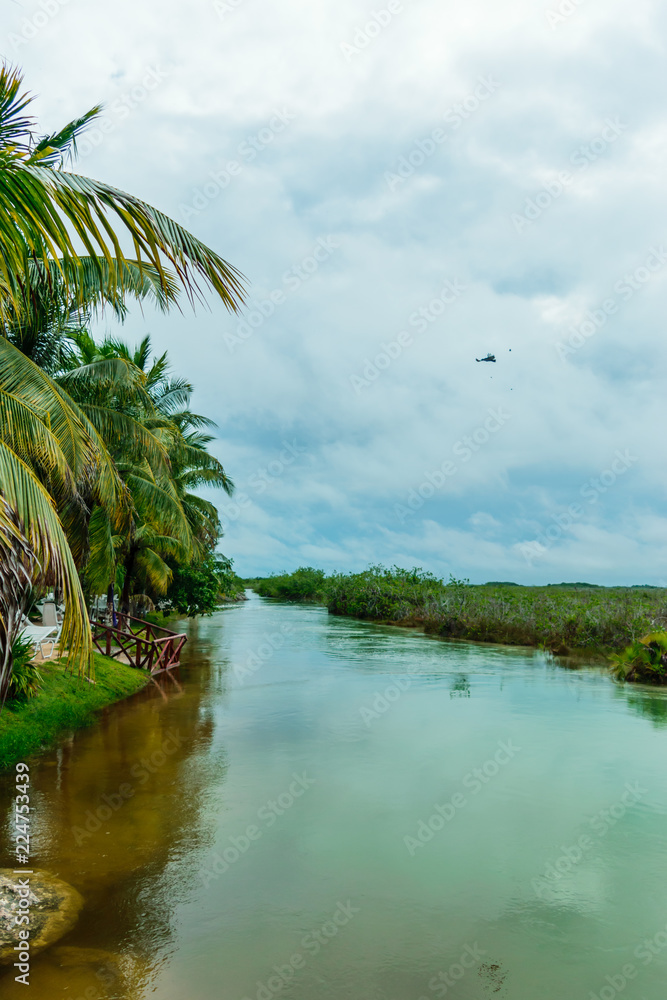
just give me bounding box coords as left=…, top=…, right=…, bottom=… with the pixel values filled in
left=30, top=107, right=103, bottom=168
left=59, top=356, right=156, bottom=412
left=1, top=162, right=247, bottom=310
left=125, top=470, right=193, bottom=548
left=81, top=505, right=117, bottom=595
left=135, top=547, right=173, bottom=594
left=81, top=405, right=170, bottom=474
left=0, top=441, right=91, bottom=674
left=0, top=386, right=75, bottom=497
left=0, top=64, right=34, bottom=152
left=0, top=339, right=121, bottom=498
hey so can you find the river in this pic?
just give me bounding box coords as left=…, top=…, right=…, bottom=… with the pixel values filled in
left=2, top=592, right=667, bottom=998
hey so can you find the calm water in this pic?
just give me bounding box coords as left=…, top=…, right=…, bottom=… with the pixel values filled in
left=2, top=592, right=667, bottom=999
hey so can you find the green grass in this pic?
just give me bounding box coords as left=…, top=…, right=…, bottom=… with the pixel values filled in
left=250, top=566, right=667, bottom=671
left=0, top=654, right=150, bottom=771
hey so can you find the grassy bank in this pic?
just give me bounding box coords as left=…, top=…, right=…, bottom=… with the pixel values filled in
left=250, top=566, right=667, bottom=661
left=0, top=654, right=150, bottom=770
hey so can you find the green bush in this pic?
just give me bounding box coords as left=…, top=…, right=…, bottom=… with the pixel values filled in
left=252, top=567, right=327, bottom=602
left=165, top=554, right=245, bottom=617
left=6, top=634, right=43, bottom=703
left=612, top=632, right=667, bottom=684
left=327, top=566, right=445, bottom=621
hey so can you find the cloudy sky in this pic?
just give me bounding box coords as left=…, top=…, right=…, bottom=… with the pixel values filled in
left=7, top=0, right=667, bottom=583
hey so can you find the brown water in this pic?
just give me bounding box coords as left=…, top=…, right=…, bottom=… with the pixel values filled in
left=1, top=594, right=667, bottom=999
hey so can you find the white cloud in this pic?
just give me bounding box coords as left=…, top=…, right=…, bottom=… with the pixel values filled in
left=8, top=0, right=667, bottom=582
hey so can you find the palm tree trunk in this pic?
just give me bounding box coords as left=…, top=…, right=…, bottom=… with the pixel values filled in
left=0, top=498, right=38, bottom=704
left=120, top=547, right=137, bottom=615
left=105, top=583, right=115, bottom=627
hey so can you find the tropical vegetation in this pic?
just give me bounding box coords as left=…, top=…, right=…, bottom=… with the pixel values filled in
left=0, top=62, right=246, bottom=698
left=611, top=632, right=667, bottom=684
left=251, top=567, right=667, bottom=674
left=248, top=566, right=327, bottom=602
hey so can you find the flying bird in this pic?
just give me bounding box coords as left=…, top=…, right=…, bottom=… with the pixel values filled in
left=476, top=354, right=496, bottom=362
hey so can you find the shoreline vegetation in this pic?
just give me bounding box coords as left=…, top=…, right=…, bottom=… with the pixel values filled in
left=1, top=585, right=247, bottom=772
left=0, top=63, right=248, bottom=700
left=247, top=567, right=667, bottom=683
left=0, top=654, right=150, bottom=771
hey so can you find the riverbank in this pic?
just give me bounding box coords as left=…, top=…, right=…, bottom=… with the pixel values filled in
left=0, top=654, right=150, bottom=771
left=2, top=595, right=666, bottom=999
left=250, top=567, right=667, bottom=662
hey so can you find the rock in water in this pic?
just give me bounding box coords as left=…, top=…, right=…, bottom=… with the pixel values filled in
left=0, top=869, right=84, bottom=963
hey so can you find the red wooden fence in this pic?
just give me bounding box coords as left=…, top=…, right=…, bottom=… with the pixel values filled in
left=91, top=614, right=187, bottom=673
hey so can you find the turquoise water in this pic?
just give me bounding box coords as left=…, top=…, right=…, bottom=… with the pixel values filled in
left=2, top=592, right=667, bottom=998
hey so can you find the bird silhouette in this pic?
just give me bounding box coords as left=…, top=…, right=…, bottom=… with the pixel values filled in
left=476, top=354, right=496, bottom=362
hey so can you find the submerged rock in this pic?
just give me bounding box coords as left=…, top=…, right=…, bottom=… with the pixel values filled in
left=0, top=869, right=84, bottom=963
left=0, top=946, right=133, bottom=997
left=50, top=946, right=129, bottom=990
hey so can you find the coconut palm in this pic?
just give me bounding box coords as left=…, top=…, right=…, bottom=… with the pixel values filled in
left=0, top=62, right=246, bottom=686
left=82, top=332, right=233, bottom=546
left=94, top=335, right=233, bottom=557
left=55, top=333, right=233, bottom=615
left=0, top=338, right=127, bottom=693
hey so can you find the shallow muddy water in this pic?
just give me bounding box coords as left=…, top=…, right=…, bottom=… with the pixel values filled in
left=2, top=592, right=667, bottom=998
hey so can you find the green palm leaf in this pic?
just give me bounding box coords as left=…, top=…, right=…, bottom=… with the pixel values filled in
left=0, top=440, right=91, bottom=673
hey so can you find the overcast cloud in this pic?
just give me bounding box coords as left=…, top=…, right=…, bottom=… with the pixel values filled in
left=6, top=0, right=667, bottom=583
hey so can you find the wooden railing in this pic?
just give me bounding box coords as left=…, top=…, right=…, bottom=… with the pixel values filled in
left=91, top=614, right=187, bottom=674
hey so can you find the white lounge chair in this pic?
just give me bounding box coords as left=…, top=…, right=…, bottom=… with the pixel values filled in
left=41, top=601, right=63, bottom=629
left=20, top=602, right=63, bottom=659
left=20, top=623, right=60, bottom=659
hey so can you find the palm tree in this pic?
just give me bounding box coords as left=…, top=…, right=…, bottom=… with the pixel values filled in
left=0, top=62, right=246, bottom=687
left=53, top=333, right=232, bottom=616
left=0, top=339, right=126, bottom=692
left=86, top=333, right=233, bottom=551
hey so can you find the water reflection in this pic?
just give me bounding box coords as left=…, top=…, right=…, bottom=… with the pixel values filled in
left=623, top=688, right=667, bottom=728
left=3, top=600, right=667, bottom=1000
left=0, top=634, right=229, bottom=998
left=449, top=673, right=471, bottom=698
